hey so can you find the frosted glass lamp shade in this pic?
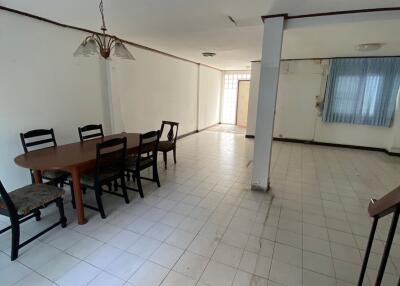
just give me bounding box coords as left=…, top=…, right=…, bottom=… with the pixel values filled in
left=114, top=42, right=135, bottom=60
left=73, top=38, right=99, bottom=57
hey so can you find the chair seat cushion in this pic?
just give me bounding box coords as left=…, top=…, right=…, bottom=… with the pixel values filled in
left=80, top=168, right=121, bottom=187
left=125, top=156, right=153, bottom=171
left=158, top=141, right=174, bottom=152
left=0, top=184, right=65, bottom=216
left=43, top=170, right=69, bottom=180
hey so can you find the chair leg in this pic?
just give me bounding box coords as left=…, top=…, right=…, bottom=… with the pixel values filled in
left=114, top=179, right=119, bottom=191
left=121, top=176, right=129, bottom=204
left=163, top=152, right=167, bottom=170
left=10, top=217, right=20, bottom=261
left=56, top=199, right=67, bottom=228
left=153, top=163, right=161, bottom=188
left=136, top=171, right=144, bottom=198
left=95, top=188, right=106, bottom=219
left=70, top=181, right=76, bottom=209
left=34, top=210, right=41, bottom=221
left=173, top=147, right=177, bottom=164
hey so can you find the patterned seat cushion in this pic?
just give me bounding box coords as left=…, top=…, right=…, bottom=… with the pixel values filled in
left=125, top=156, right=153, bottom=171
left=42, top=170, right=69, bottom=180
left=0, top=184, right=65, bottom=216
left=80, top=168, right=121, bottom=187
left=158, top=141, right=174, bottom=152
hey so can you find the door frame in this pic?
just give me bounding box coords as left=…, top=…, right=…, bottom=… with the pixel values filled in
left=235, top=80, right=251, bottom=126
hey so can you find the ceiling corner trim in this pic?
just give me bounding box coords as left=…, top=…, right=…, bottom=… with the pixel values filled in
left=261, top=14, right=288, bottom=22
left=261, top=6, right=400, bottom=22
left=0, top=5, right=222, bottom=71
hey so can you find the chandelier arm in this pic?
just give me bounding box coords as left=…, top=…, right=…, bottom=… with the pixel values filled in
left=93, top=33, right=105, bottom=49
left=107, top=37, right=117, bottom=50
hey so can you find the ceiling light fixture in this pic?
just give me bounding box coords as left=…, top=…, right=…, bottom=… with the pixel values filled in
left=202, top=52, right=216, bottom=57
left=356, top=43, right=383, bottom=52
left=74, top=0, right=134, bottom=60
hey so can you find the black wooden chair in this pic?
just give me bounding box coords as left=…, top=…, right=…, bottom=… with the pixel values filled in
left=158, top=121, right=179, bottom=169
left=78, top=124, right=104, bottom=142
left=0, top=180, right=66, bottom=260
left=72, top=137, right=129, bottom=219
left=20, top=129, right=69, bottom=185
left=126, top=131, right=161, bottom=198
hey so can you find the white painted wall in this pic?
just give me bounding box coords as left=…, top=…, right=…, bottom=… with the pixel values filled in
left=0, top=11, right=109, bottom=190
left=248, top=60, right=400, bottom=151
left=0, top=10, right=222, bottom=189
left=246, top=62, right=261, bottom=136
left=198, top=66, right=222, bottom=130
left=109, top=51, right=198, bottom=135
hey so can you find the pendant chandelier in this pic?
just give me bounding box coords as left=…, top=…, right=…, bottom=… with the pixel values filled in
left=74, top=0, right=135, bottom=60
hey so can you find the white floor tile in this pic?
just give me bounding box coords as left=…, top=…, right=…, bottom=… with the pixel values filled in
left=232, top=270, right=269, bottom=286
left=165, top=229, right=196, bottom=249
left=160, top=271, right=196, bottom=286
left=149, top=243, right=184, bottom=268
left=3, top=130, right=400, bottom=286
left=200, top=260, right=237, bottom=286
left=65, top=237, right=103, bottom=259
left=212, top=242, right=243, bottom=267
left=188, top=236, right=219, bottom=257
left=127, top=236, right=161, bottom=258
left=56, top=261, right=101, bottom=286
left=173, top=251, right=209, bottom=280
left=128, top=261, right=169, bottom=286
left=105, top=252, right=144, bottom=280
left=269, top=259, right=302, bottom=286
left=36, top=252, right=80, bottom=281
left=108, top=229, right=140, bottom=250
left=0, top=261, right=32, bottom=286
left=87, top=272, right=125, bottom=286
left=85, top=243, right=123, bottom=269
left=13, top=272, right=55, bottom=286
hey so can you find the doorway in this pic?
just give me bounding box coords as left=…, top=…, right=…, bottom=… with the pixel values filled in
left=221, top=72, right=251, bottom=124
left=236, top=80, right=250, bottom=127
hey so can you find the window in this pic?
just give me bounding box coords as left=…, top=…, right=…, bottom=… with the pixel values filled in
left=323, top=58, right=400, bottom=127
left=221, top=72, right=251, bottom=124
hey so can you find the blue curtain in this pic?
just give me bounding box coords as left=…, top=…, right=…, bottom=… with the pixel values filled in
left=322, top=57, right=400, bottom=127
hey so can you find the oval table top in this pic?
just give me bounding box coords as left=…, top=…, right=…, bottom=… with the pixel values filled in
left=14, top=132, right=140, bottom=171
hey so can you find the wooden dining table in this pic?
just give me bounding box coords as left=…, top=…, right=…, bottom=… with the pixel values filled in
left=14, top=132, right=140, bottom=224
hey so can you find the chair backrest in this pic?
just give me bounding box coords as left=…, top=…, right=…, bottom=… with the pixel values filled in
left=20, top=128, right=57, bottom=153
left=78, top=124, right=104, bottom=142
left=137, top=131, right=160, bottom=167
left=95, top=137, right=127, bottom=185
left=160, top=121, right=179, bottom=144
left=0, top=180, right=17, bottom=217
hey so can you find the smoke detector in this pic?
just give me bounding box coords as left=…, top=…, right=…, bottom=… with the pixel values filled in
left=202, top=52, right=216, bottom=57
left=356, top=43, right=383, bottom=52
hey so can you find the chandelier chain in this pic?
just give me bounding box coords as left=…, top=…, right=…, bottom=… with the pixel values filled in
left=99, top=0, right=107, bottom=31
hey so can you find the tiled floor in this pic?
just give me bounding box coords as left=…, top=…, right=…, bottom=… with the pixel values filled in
left=2, top=127, right=400, bottom=286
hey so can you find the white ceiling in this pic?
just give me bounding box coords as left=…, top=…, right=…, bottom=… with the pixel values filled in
left=2, top=0, right=400, bottom=70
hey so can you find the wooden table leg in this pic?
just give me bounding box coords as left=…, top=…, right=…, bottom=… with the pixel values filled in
left=71, top=168, right=87, bottom=225
left=33, top=170, right=43, bottom=184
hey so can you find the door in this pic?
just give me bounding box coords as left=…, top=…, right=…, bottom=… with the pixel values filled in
left=236, top=80, right=250, bottom=127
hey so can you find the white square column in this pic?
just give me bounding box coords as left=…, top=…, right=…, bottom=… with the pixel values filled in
left=251, top=16, right=285, bottom=191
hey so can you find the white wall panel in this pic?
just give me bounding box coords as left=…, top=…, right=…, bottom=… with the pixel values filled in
left=198, top=66, right=222, bottom=130
left=0, top=10, right=222, bottom=189
left=248, top=60, right=399, bottom=151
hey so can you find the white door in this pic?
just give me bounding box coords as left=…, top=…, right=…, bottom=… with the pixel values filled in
left=236, top=80, right=250, bottom=127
